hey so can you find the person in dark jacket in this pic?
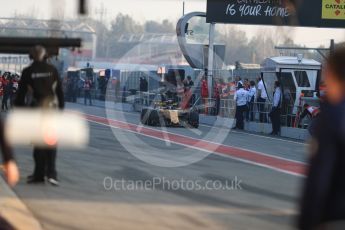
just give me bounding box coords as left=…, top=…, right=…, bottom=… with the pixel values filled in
left=269, top=81, right=282, bottom=135
left=15, top=45, right=64, bottom=186
left=83, top=78, right=92, bottom=106
left=2, top=77, right=12, bottom=111
left=10, top=76, right=18, bottom=108
left=298, top=47, right=345, bottom=230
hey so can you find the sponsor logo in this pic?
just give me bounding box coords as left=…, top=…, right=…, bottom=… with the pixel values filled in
left=322, top=0, right=345, bottom=19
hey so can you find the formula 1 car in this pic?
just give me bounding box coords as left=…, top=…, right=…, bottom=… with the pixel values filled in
left=140, top=100, right=199, bottom=128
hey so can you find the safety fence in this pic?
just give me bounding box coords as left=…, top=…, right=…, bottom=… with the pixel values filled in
left=218, top=98, right=311, bottom=128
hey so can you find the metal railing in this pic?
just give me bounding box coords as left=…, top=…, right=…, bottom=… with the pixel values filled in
left=218, top=98, right=312, bottom=129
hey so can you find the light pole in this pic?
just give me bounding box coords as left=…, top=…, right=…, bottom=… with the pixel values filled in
left=207, top=23, right=215, bottom=99
left=183, top=1, right=185, bottom=16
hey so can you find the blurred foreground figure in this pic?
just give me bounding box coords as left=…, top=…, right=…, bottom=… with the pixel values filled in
left=298, top=48, right=345, bottom=230
left=0, top=118, right=19, bottom=187
left=0, top=118, right=18, bottom=230
left=15, top=46, right=64, bottom=186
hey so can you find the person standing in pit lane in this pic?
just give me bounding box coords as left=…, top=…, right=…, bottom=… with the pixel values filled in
left=2, top=76, right=11, bottom=112
left=257, top=76, right=268, bottom=123
left=83, top=78, right=92, bottom=106
left=269, top=81, right=282, bottom=135
left=201, top=76, right=209, bottom=114
left=10, top=76, right=19, bottom=108
left=233, top=84, right=248, bottom=130
left=15, top=45, right=64, bottom=186
left=246, top=81, right=256, bottom=122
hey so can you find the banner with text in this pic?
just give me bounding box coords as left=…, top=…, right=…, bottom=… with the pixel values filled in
left=207, top=0, right=345, bottom=28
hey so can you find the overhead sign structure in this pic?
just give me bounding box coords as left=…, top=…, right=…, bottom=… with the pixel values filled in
left=0, top=37, right=82, bottom=56
left=207, top=0, right=345, bottom=28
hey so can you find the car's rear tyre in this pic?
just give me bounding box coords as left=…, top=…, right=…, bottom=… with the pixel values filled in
left=141, top=109, right=149, bottom=125
left=188, top=111, right=199, bottom=128
left=149, top=110, right=159, bottom=126
left=141, top=109, right=162, bottom=126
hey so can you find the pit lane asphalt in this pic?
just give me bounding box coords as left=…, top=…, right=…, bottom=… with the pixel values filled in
left=11, top=103, right=306, bottom=230
left=91, top=102, right=307, bottom=163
